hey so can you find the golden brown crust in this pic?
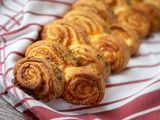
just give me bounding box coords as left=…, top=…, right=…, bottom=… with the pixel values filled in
left=62, top=66, right=105, bottom=105
left=13, top=57, right=64, bottom=102
left=129, top=0, right=143, bottom=5
left=64, top=10, right=109, bottom=37
left=116, top=8, right=150, bottom=38
left=25, top=40, right=77, bottom=71
left=144, top=0, right=160, bottom=9
left=89, top=33, right=130, bottom=73
left=69, top=44, right=110, bottom=80
left=133, top=3, right=160, bottom=32
left=103, top=0, right=132, bottom=15
left=41, top=19, right=88, bottom=48
left=109, top=23, right=140, bottom=55
left=72, top=0, right=116, bottom=25
left=103, top=0, right=131, bottom=5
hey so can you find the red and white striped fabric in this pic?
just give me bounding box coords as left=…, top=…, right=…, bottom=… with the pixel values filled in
left=0, top=0, right=160, bottom=119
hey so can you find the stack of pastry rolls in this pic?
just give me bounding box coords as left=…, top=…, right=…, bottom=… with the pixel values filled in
left=13, top=19, right=111, bottom=105
left=12, top=0, right=160, bottom=105
left=13, top=41, right=77, bottom=102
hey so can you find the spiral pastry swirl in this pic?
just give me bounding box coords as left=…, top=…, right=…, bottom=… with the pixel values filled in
left=90, top=33, right=130, bottom=73
left=69, top=44, right=110, bottom=80
left=72, top=0, right=116, bottom=25
left=13, top=57, right=64, bottom=102
left=117, top=8, right=150, bottom=38
left=109, top=23, right=140, bottom=55
left=25, top=40, right=77, bottom=71
left=63, top=66, right=105, bottom=105
left=64, top=10, right=108, bottom=37
left=41, top=19, right=88, bottom=48
left=133, top=3, right=160, bottom=32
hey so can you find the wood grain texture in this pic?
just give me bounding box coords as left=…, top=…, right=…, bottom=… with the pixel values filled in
left=0, top=97, right=28, bottom=120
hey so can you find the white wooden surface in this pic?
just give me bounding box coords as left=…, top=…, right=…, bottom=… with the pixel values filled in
left=0, top=97, right=28, bottom=120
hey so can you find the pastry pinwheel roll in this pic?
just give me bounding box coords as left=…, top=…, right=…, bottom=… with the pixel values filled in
left=69, top=44, right=110, bottom=80
left=90, top=33, right=130, bottom=73
left=12, top=57, right=64, bottom=102
left=133, top=3, right=160, bottom=32
left=25, top=40, right=77, bottom=71
left=109, top=24, right=140, bottom=55
left=72, top=0, right=116, bottom=25
left=41, top=19, right=88, bottom=48
left=62, top=65, right=106, bottom=105
left=116, top=8, right=150, bottom=38
left=63, top=10, right=109, bottom=37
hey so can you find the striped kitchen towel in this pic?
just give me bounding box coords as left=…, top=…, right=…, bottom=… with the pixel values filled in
left=0, top=0, right=160, bottom=120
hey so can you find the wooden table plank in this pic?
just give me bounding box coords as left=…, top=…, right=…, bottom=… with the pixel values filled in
left=0, top=97, right=28, bottom=120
